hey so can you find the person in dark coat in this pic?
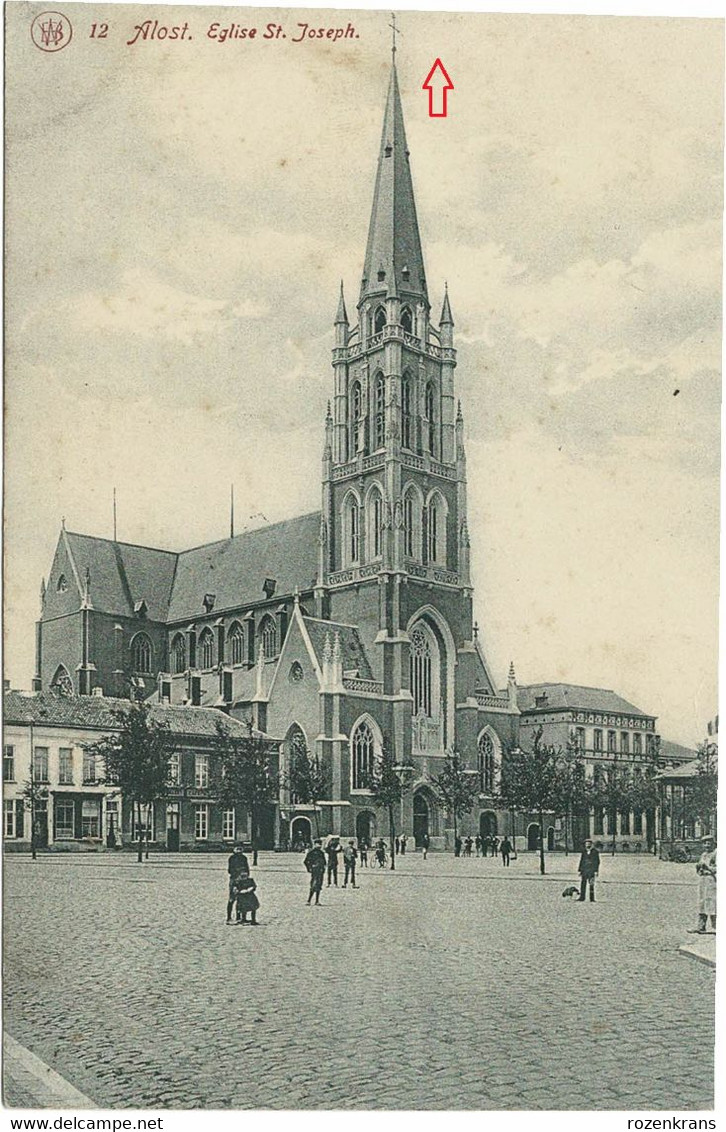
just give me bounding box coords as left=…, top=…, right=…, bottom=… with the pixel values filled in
left=304, top=839, right=326, bottom=905
left=226, top=844, right=250, bottom=924
left=577, top=839, right=600, bottom=901
left=326, top=837, right=341, bottom=886
left=343, top=840, right=358, bottom=888
left=234, top=875, right=260, bottom=925
left=500, top=835, right=512, bottom=866
left=454, top=835, right=462, bottom=858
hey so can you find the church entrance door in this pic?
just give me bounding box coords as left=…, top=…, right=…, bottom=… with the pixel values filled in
left=291, top=816, right=312, bottom=850
left=413, top=792, right=429, bottom=847
left=527, top=823, right=541, bottom=851
left=356, top=811, right=375, bottom=845
left=479, top=811, right=497, bottom=840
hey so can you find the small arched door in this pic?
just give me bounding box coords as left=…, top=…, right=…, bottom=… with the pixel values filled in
left=547, top=826, right=555, bottom=851
left=413, top=792, right=429, bottom=847
left=527, top=823, right=541, bottom=851
left=356, top=811, right=375, bottom=845
left=291, top=816, right=312, bottom=849
left=479, top=811, right=497, bottom=840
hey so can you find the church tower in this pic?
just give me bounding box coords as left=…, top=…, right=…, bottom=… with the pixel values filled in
left=316, top=56, right=489, bottom=766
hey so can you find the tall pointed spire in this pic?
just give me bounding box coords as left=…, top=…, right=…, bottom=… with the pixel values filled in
left=335, top=281, right=348, bottom=325
left=440, top=284, right=454, bottom=326
left=360, top=61, right=428, bottom=306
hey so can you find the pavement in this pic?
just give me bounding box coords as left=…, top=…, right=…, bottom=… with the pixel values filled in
left=2, top=849, right=715, bottom=1110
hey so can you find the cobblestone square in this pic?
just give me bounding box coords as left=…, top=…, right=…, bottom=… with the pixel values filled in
left=2, top=851, right=715, bottom=1110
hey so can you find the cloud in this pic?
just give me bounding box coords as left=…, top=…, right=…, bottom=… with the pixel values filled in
left=70, top=268, right=243, bottom=344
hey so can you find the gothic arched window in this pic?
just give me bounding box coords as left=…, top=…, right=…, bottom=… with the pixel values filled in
left=131, top=633, right=153, bottom=674
left=427, top=492, right=447, bottom=566
left=50, top=664, right=73, bottom=696
left=171, top=633, right=186, bottom=674
left=344, top=494, right=360, bottom=566
left=401, top=306, right=413, bottom=334
left=478, top=732, right=497, bottom=794
left=401, top=373, right=412, bottom=450
left=403, top=485, right=422, bottom=560
left=409, top=620, right=445, bottom=752
left=351, top=719, right=377, bottom=790
left=199, top=628, right=214, bottom=669
left=374, top=306, right=386, bottom=334
left=228, top=622, right=244, bottom=666
left=349, top=380, right=363, bottom=457
left=369, top=489, right=383, bottom=559
left=425, top=382, right=437, bottom=457
left=374, top=373, right=385, bottom=450
left=410, top=626, right=433, bottom=718
left=259, top=616, right=278, bottom=659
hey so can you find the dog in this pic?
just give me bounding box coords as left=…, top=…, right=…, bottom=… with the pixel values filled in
left=562, top=885, right=580, bottom=898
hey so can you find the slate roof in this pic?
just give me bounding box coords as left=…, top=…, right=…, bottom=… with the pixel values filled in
left=57, top=512, right=321, bottom=625
left=3, top=690, right=252, bottom=739
left=302, top=617, right=374, bottom=678
left=516, top=683, right=652, bottom=719
left=168, top=512, right=320, bottom=622
left=659, top=739, right=697, bottom=765
left=658, top=759, right=699, bottom=780
left=65, top=532, right=177, bottom=621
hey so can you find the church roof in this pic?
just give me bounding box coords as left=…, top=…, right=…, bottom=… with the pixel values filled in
left=65, top=531, right=177, bottom=620
left=167, top=512, right=321, bottom=622
left=517, top=682, right=653, bottom=719
left=56, top=513, right=321, bottom=625
left=3, top=690, right=251, bottom=739
left=361, top=62, right=427, bottom=304
left=302, top=616, right=374, bottom=679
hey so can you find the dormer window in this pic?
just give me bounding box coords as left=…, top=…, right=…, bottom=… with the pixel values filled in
left=402, top=265, right=411, bottom=283
left=134, top=600, right=148, bottom=619
left=202, top=593, right=215, bottom=613
left=56, top=574, right=68, bottom=593
left=263, top=578, right=277, bottom=599
left=535, top=693, right=549, bottom=708
left=384, top=143, right=392, bottom=157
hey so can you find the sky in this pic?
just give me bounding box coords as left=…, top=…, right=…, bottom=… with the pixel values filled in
left=3, top=4, right=722, bottom=746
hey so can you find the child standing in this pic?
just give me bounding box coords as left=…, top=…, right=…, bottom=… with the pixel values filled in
left=234, top=874, right=260, bottom=925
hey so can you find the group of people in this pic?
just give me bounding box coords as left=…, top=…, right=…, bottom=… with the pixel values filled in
left=302, top=837, right=360, bottom=903
left=453, top=833, right=514, bottom=865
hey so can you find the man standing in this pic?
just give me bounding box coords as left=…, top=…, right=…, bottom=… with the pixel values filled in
left=304, top=838, right=327, bottom=905
left=422, top=832, right=430, bottom=860
left=326, top=837, right=341, bottom=886
left=500, top=835, right=512, bottom=867
left=688, top=835, right=717, bottom=934
left=577, top=838, right=600, bottom=901
left=226, top=843, right=250, bottom=924
left=343, top=840, right=358, bottom=888
left=400, top=833, right=407, bottom=856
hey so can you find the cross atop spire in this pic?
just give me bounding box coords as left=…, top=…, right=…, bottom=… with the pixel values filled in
left=388, top=12, right=399, bottom=58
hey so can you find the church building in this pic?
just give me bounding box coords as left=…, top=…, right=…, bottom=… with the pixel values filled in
left=34, top=59, right=526, bottom=849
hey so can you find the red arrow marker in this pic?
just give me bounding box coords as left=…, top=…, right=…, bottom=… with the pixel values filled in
left=422, top=59, right=454, bottom=118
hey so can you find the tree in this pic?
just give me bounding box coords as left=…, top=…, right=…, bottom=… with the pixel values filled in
left=366, top=736, right=412, bottom=870
left=87, top=702, right=176, bottom=863
left=21, top=778, right=49, bottom=861
left=433, top=750, right=479, bottom=854
left=554, top=734, right=590, bottom=855
left=287, top=731, right=327, bottom=838
left=629, top=745, right=661, bottom=852
left=213, top=720, right=281, bottom=866
left=591, top=761, right=634, bottom=857
left=685, top=741, right=718, bottom=836
left=498, top=728, right=560, bottom=875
